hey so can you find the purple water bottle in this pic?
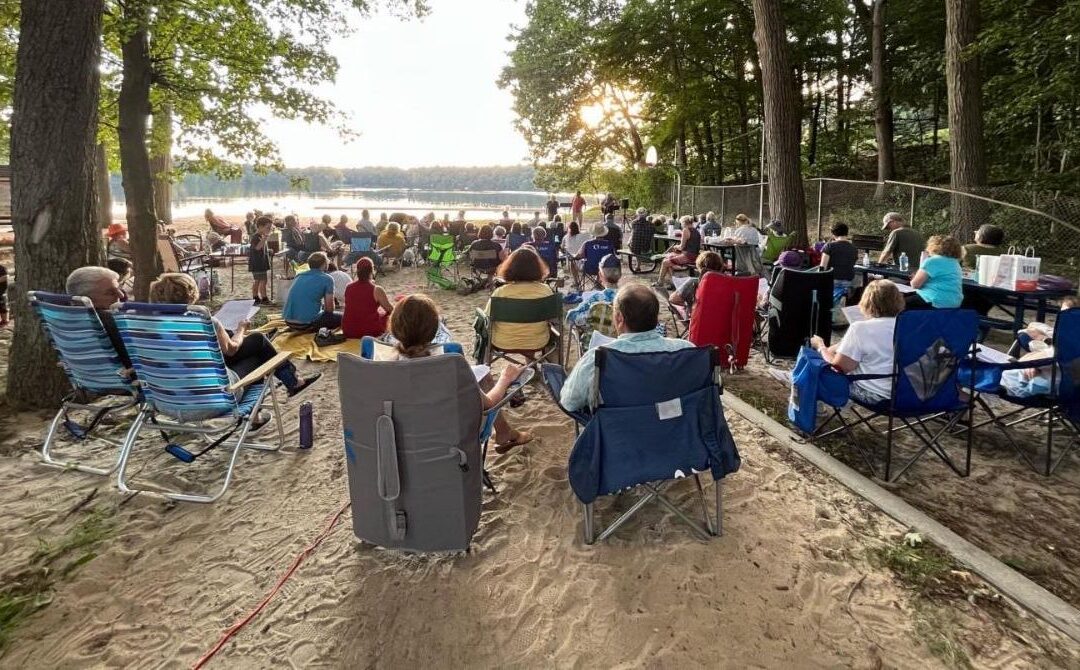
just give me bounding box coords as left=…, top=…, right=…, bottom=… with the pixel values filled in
left=298, top=402, right=313, bottom=449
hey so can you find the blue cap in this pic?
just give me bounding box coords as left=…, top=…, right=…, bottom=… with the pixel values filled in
left=600, top=253, right=621, bottom=270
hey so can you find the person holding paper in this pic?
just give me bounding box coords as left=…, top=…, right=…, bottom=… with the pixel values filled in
left=149, top=273, right=320, bottom=399
left=668, top=251, right=725, bottom=317
left=907, top=235, right=964, bottom=310
left=389, top=294, right=532, bottom=453
left=809, top=280, right=904, bottom=404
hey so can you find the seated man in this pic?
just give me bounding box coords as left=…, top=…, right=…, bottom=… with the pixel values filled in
left=65, top=266, right=130, bottom=366
left=282, top=252, right=342, bottom=331
left=561, top=284, right=694, bottom=412
left=204, top=208, right=243, bottom=244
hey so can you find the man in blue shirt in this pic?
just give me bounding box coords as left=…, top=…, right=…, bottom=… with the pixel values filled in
left=283, top=252, right=342, bottom=331
left=561, top=284, right=693, bottom=411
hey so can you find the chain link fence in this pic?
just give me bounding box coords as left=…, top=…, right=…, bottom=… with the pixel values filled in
left=672, top=178, right=1080, bottom=275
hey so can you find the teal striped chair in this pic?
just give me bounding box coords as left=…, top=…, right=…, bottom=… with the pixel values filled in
left=112, top=302, right=287, bottom=503
left=29, top=291, right=140, bottom=476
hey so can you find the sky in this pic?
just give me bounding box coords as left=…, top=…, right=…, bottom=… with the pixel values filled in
left=265, top=0, right=532, bottom=169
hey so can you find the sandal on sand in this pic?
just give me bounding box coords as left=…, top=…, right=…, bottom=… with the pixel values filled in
left=494, top=431, right=534, bottom=455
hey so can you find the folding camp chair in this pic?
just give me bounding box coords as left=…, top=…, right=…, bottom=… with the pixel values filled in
left=575, top=239, right=616, bottom=291
left=528, top=240, right=562, bottom=285
left=812, top=309, right=979, bottom=482
left=358, top=337, right=532, bottom=494
left=426, top=233, right=460, bottom=290
left=544, top=347, right=740, bottom=544
left=766, top=267, right=834, bottom=360
left=667, top=301, right=690, bottom=339
left=566, top=301, right=617, bottom=361
left=474, top=292, right=563, bottom=367
left=463, top=243, right=502, bottom=293
left=158, top=234, right=210, bottom=276
left=961, top=308, right=1080, bottom=475
left=29, top=292, right=140, bottom=475
left=112, top=302, right=287, bottom=503
left=761, top=232, right=796, bottom=264
left=689, top=273, right=760, bottom=372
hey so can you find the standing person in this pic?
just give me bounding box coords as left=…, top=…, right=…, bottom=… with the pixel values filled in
left=282, top=252, right=342, bottom=331
left=149, top=273, right=319, bottom=399
left=819, top=222, right=858, bottom=302
left=878, top=212, right=926, bottom=269
left=248, top=215, right=273, bottom=304
left=204, top=208, right=243, bottom=244
left=499, top=209, right=514, bottom=229
left=244, top=211, right=257, bottom=237
left=571, top=190, right=586, bottom=226
left=907, top=235, right=964, bottom=310
left=342, top=257, right=394, bottom=339
left=356, top=209, right=378, bottom=236
left=600, top=193, right=618, bottom=217
left=545, top=194, right=559, bottom=221
left=655, top=216, right=701, bottom=290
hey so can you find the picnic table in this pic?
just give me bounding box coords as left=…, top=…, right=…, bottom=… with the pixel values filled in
left=854, top=263, right=1074, bottom=334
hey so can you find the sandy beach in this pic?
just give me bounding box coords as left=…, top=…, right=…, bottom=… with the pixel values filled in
left=0, top=216, right=1079, bottom=667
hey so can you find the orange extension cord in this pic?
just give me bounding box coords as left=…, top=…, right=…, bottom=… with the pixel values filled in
left=192, top=500, right=352, bottom=669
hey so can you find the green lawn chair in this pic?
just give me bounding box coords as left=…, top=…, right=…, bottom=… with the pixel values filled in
left=426, top=233, right=460, bottom=290
left=761, top=232, right=796, bottom=264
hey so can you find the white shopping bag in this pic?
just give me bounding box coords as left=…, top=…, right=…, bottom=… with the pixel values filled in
left=274, top=276, right=293, bottom=305
left=992, top=246, right=1040, bottom=291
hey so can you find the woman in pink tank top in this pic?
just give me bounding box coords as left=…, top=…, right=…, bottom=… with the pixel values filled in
left=342, top=258, right=394, bottom=339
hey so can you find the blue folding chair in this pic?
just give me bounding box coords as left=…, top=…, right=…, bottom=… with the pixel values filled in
left=359, top=336, right=532, bottom=493
left=528, top=240, right=561, bottom=282
left=576, top=239, right=616, bottom=290
left=112, top=302, right=288, bottom=503
left=961, top=308, right=1080, bottom=475
left=548, top=346, right=740, bottom=544
left=813, top=309, right=979, bottom=482
left=29, top=291, right=140, bottom=475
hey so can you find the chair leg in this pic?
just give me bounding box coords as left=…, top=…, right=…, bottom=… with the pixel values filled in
left=715, top=479, right=723, bottom=537
left=693, top=475, right=716, bottom=536
left=115, top=409, right=151, bottom=495
left=583, top=503, right=595, bottom=545
left=41, top=403, right=135, bottom=476
left=241, top=382, right=285, bottom=451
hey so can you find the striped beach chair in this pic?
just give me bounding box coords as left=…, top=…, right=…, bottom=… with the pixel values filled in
left=29, top=291, right=140, bottom=475
left=112, top=302, right=287, bottom=503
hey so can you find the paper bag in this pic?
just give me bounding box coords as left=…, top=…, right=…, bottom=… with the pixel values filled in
left=992, top=246, right=1040, bottom=291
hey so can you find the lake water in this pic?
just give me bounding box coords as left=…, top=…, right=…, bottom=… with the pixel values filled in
left=114, top=188, right=577, bottom=221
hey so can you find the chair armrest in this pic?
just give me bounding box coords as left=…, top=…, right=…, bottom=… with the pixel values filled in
left=227, top=351, right=292, bottom=392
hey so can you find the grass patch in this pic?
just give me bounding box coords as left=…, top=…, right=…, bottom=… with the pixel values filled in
left=868, top=534, right=954, bottom=594
left=0, top=505, right=116, bottom=655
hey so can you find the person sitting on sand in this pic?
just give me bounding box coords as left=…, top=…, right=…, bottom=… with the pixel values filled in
left=204, top=208, right=243, bottom=244
left=282, top=252, right=342, bottom=331
left=106, top=223, right=132, bottom=261
left=808, top=279, right=904, bottom=405
left=66, top=266, right=129, bottom=365
left=342, top=257, right=394, bottom=339
left=391, top=293, right=532, bottom=452
left=149, top=273, right=319, bottom=399
left=487, top=247, right=556, bottom=352
left=561, top=284, right=694, bottom=411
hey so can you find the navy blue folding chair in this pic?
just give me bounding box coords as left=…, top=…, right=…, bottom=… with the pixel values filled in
left=553, top=347, right=740, bottom=544
left=576, top=239, right=615, bottom=290
left=814, top=309, right=979, bottom=482
left=961, top=308, right=1080, bottom=475
left=29, top=291, right=140, bottom=475
left=528, top=240, right=561, bottom=282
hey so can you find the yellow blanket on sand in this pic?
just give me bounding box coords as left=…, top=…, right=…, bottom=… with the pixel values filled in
left=256, top=318, right=360, bottom=363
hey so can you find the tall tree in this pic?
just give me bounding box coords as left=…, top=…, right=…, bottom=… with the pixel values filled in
left=751, top=0, right=808, bottom=245
left=854, top=0, right=896, bottom=183
left=945, top=0, right=987, bottom=240
left=6, top=0, right=105, bottom=407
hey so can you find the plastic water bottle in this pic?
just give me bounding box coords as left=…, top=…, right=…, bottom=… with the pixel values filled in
left=298, top=402, right=313, bottom=449
left=860, top=250, right=870, bottom=267
left=898, top=252, right=909, bottom=272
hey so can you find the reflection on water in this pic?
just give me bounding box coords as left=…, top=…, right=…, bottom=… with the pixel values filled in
left=114, top=188, right=577, bottom=221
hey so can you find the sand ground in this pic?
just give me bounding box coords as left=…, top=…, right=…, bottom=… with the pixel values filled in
left=0, top=216, right=1078, bottom=667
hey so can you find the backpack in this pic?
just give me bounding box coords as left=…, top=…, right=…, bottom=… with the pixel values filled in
left=788, top=345, right=849, bottom=434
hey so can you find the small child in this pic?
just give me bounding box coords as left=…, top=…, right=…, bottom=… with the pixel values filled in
left=248, top=215, right=272, bottom=304
left=0, top=263, right=9, bottom=327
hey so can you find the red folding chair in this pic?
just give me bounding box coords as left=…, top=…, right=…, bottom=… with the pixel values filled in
left=688, top=273, right=759, bottom=371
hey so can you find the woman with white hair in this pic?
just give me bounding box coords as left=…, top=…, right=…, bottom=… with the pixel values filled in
left=702, top=211, right=721, bottom=236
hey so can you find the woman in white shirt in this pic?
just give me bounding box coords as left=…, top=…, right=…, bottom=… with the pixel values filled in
left=810, top=279, right=905, bottom=404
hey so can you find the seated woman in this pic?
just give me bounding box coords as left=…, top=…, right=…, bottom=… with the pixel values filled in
left=342, top=258, right=394, bottom=339
left=669, top=251, right=725, bottom=317
left=487, top=247, right=555, bottom=352
left=819, top=222, right=858, bottom=303
left=148, top=273, right=319, bottom=398
left=507, top=222, right=528, bottom=252
left=655, top=215, right=701, bottom=290
left=808, top=279, right=905, bottom=405
left=908, top=235, right=963, bottom=310
left=962, top=224, right=1005, bottom=269
left=377, top=221, right=407, bottom=260
left=106, top=223, right=132, bottom=260
left=390, top=294, right=531, bottom=452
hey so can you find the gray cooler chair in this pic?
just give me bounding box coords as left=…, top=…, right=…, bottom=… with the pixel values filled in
left=339, top=348, right=531, bottom=552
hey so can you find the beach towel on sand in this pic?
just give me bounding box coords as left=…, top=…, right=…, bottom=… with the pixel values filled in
left=257, top=317, right=359, bottom=362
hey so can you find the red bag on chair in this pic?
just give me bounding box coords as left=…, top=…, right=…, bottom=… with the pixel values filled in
left=689, top=273, right=760, bottom=370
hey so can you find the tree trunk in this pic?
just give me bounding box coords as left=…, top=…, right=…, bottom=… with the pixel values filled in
left=118, top=1, right=159, bottom=301
left=6, top=0, right=105, bottom=408
left=945, top=0, right=987, bottom=241
left=752, top=0, right=808, bottom=245
left=870, top=0, right=896, bottom=183
left=96, top=143, right=112, bottom=230
left=151, top=104, right=173, bottom=227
